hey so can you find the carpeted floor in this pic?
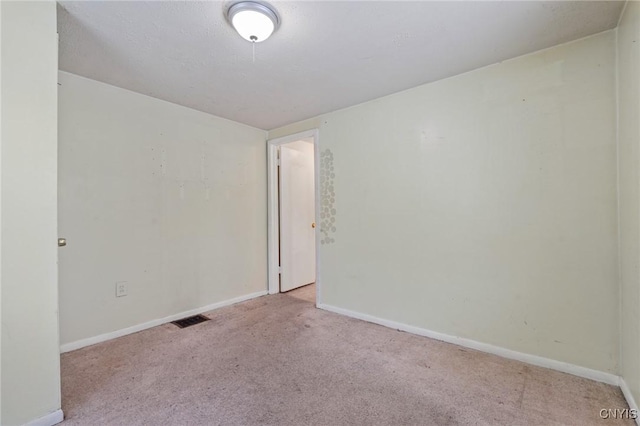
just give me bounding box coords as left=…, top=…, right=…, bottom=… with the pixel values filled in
left=61, top=284, right=632, bottom=425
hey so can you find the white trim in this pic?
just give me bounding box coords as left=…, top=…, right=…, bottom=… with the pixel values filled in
left=318, top=303, right=620, bottom=386
left=620, top=378, right=640, bottom=425
left=266, top=129, right=322, bottom=305
left=24, top=409, right=64, bottom=426
left=60, top=291, right=267, bottom=353
left=267, top=141, right=280, bottom=295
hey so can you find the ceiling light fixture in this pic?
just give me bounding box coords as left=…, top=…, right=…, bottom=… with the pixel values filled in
left=225, top=1, right=280, bottom=43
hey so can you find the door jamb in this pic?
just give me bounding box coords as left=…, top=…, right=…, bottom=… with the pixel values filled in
left=267, top=129, right=321, bottom=305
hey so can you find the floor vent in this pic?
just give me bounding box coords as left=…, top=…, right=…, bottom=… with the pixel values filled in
left=171, top=314, right=210, bottom=328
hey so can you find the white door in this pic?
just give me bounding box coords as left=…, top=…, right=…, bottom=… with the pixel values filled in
left=279, top=142, right=316, bottom=292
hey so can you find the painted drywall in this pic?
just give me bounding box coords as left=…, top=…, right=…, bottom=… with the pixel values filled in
left=1, top=1, right=62, bottom=425
left=1, top=2, right=3, bottom=420
left=283, top=139, right=313, bottom=154
left=270, top=31, right=619, bottom=374
left=618, top=0, right=640, bottom=407
left=58, top=1, right=624, bottom=130
left=58, top=71, right=267, bottom=346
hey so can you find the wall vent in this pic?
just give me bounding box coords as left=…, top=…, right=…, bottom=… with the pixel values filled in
left=171, top=314, right=210, bottom=328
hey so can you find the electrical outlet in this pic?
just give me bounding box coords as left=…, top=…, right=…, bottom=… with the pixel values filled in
left=116, top=281, right=127, bottom=297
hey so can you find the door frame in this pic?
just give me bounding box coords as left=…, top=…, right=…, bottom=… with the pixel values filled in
left=267, top=129, right=321, bottom=305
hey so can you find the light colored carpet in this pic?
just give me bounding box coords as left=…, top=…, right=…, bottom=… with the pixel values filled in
left=61, top=284, right=631, bottom=425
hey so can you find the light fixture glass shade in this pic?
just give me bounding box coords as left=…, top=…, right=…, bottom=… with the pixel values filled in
left=232, top=10, right=274, bottom=42
left=227, top=2, right=280, bottom=43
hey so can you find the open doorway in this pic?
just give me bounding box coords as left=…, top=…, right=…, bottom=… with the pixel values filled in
left=267, top=130, right=320, bottom=305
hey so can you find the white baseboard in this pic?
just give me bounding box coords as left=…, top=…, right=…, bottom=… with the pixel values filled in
left=24, top=409, right=63, bottom=426
left=61, top=290, right=268, bottom=353
left=619, top=378, right=640, bottom=425
left=317, top=303, right=619, bottom=386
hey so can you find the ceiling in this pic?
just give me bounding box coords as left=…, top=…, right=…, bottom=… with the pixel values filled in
left=58, top=1, right=625, bottom=130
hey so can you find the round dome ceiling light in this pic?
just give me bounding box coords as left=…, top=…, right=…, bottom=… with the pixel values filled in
left=225, top=1, right=280, bottom=43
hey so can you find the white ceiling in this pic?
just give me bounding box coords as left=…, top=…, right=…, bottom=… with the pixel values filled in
left=58, top=1, right=624, bottom=130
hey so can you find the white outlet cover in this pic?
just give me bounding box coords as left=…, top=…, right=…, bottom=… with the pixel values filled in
left=116, top=281, right=127, bottom=297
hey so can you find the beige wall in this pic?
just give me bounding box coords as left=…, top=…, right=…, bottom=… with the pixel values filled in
left=58, top=72, right=268, bottom=347
left=270, top=31, right=619, bottom=374
left=1, top=2, right=3, bottom=419
left=1, top=1, right=62, bottom=424
left=618, top=0, right=640, bottom=406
